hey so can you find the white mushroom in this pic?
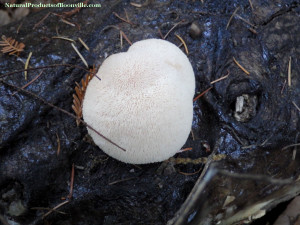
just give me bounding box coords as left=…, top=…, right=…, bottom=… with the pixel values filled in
left=82, top=39, right=195, bottom=164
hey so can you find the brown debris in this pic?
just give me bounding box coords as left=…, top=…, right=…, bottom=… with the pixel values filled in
left=193, top=87, right=213, bottom=102
left=67, top=163, right=75, bottom=199
left=72, top=66, right=95, bottom=126
left=0, top=35, right=25, bottom=55
left=175, top=34, right=189, bottom=55
left=233, top=56, right=250, bottom=75
left=113, top=11, right=135, bottom=25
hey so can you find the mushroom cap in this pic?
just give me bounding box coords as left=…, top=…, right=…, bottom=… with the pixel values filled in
left=82, top=39, right=195, bottom=164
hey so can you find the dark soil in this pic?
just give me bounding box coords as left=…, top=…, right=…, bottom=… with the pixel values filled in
left=0, top=0, right=299, bottom=225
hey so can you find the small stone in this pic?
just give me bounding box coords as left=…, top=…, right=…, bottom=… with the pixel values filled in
left=189, top=21, right=202, bottom=39
left=8, top=200, right=27, bottom=217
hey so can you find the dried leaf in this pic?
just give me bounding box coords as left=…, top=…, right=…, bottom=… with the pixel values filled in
left=0, top=35, right=25, bottom=55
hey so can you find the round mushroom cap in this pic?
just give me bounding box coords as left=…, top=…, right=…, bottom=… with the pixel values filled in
left=82, top=39, right=195, bottom=164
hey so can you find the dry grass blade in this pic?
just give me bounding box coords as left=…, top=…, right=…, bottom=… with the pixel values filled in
left=0, top=35, right=25, bottom=55
left=72, top=66, right=95, bottom=126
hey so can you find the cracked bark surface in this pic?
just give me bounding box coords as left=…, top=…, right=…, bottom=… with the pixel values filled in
left=0, top=0, right=299, bottom=224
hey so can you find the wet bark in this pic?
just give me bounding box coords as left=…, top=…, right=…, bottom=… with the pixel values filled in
left=0, top=0, right=299, bottom=224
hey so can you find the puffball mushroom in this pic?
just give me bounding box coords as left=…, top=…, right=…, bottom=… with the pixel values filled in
left=82, top=39, right=195, bottom=164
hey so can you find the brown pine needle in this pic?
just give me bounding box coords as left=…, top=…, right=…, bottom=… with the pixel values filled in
left=292, top=101, right=300, bottom=112
left=67, top=163, right=75, bottom=199
left=226, top=7, right=239, bottom=30
left=42, top=200, right=69, bottom=218
left=24, top=52, right=32, bottom=80
left=71, top=43, right=89, bottom=68
left=178, top=147, right=193, bottom=153
left=233, top=57, right=250, bottom=75
left=12, top=70, right=44, bottom=96
left=193, top=87, right=213, bottom=102
left=56, top=132, right=61, bottom=156
left=120, top=30, right=132, bottom=45
left=60, top=18, right=75, bottom=27
left=109, top=177, right=135, bottom=185
left=158, top=28, right=164, bottom=39
left=130, top=2, right=142, bottom=7
left=163, top=20, right=185, bottom=40
left=120, top=31, right=123, bottom=48
left=78, top=37, right=90, bottom=51
left=178, top=168, right=201, bottom=176
left=191, top=129, right=195, bottom=141
left=281, top=80, right=287, bottom=94
left=235, top=14, right=256, bottom=28
left=33, top=12, right=51, bottom=29
left=124, top=8, right=130, bottom=21
left=52, top=36, right=75, bottom=42
left=210, top=70, right=230, bottom=84
left=113, top=12, right=135, bottom=25
left=288, top=56, right=292, bottom=87
left=31, top=207, right=67, bottom=215
left=249, top=0, right=254, bottom=10
left=282, top=143, right=300, bottom=150
left=248, top=27, right=257, bottom=34
left=175, top=34, right=189, bottom=55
